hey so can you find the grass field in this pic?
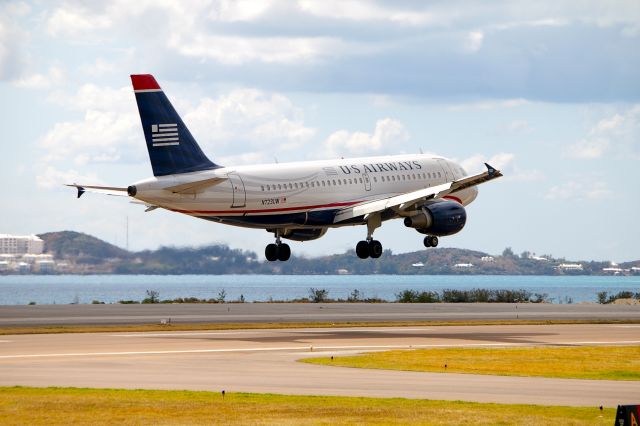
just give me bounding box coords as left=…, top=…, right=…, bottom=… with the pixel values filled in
left=1, top=318, right=639, bottom=335
left=303, top=345, right=640, bottom=380
left=0, top=387, right=615, bottom=425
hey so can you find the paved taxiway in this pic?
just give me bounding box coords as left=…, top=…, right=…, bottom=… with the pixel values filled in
left=2, top=303, right=640, bottom=326
left=1, top=324, right=639, bottom=406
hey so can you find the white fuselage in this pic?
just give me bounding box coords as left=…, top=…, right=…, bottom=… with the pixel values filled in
left=131, top=153, right=478, bottom=229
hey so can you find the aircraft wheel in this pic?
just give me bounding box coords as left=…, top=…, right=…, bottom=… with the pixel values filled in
left=265, top=243, right=278, bottom=261
left=278, top=243, right=291, bottom=261
left=369, top=240, right=383, bottom=259
left=423, top=235, right=439, bottom=248
left=356, top=241, right=370, bottom=259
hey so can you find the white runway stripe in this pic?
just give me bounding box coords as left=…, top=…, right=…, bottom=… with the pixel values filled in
left=2, top=340, right=640, bottom=360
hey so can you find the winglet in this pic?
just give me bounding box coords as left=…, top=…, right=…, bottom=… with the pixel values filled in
left=484, top=163, right=500, bottom=177
left=74, top=185, right=86, bottom=199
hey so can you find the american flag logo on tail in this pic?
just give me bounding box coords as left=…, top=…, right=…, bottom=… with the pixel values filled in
left=151, top=123, right=179, bottom=147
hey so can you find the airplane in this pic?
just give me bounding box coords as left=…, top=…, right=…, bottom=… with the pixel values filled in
left=68, top=74, right=502, bottom=262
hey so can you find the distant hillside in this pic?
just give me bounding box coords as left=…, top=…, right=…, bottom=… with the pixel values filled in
left=39, top=231, right=129, bottom=265
left=114, top=245, right=259, bottom=274
left=33, top=230, right=638, bottom=275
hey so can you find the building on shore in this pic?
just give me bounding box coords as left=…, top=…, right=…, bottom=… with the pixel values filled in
left=0, top=234, right=44, bottom=255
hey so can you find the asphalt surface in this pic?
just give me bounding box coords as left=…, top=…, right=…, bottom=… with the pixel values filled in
left=1, top=324, right=639, bottom=406
left=1, top=302, right=639, bottom=327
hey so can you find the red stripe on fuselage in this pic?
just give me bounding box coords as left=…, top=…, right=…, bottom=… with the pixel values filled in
left=169, top=200, right=364, bottom=216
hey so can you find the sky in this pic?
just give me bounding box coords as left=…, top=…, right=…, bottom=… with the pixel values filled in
left=1, top=0, right=639, bottom=262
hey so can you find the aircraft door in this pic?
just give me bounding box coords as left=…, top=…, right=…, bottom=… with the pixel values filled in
left=437, top=159, right=454, bottom=182
left=362, top=173, right=372, bottom=191
left=227, top=172, right=246, bottom=208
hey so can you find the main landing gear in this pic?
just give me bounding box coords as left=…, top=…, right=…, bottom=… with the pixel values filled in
left=356, top=212, right=383, bottom=259
left=265, top=231, right=291, bottom=262
left=356, top=239, right=383, bottom=259
left=423, top=235, right=439, bottom=248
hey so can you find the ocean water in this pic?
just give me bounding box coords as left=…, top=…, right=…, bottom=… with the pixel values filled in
left=0, top=274, right=639, bottom=305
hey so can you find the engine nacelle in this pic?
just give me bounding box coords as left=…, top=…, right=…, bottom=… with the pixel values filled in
left=281, top=228, right=328, bottom=242
left=404, top=200, right=467, bottom=236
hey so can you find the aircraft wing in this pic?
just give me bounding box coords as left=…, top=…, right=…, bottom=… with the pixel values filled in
left=66, top=184, right=128, bottom=198
left=333, top=163, right=502, bottom=223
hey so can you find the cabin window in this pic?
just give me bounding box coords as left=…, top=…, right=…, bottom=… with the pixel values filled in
left=348, top=179, right=352, bottom=184
left=438, top=172, right=442, bottom=178
left=373, top=177, right=377, bottom=183
left=261, top=185, right=264, bottom=191
left=359, top=178, right=363, bottom=183
left=343, top=179, right=347, bottom=185
left=322, top=181, right=326, bottom=187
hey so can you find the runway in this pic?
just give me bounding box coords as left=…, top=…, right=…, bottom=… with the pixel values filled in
left=1, top=323, right=639, bottom=407
left=2, top=302, right=640, bottom=327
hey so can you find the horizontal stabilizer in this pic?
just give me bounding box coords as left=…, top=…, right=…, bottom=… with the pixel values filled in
left=66, top=184, right=128, bottom=198
left=162, top=176, right=226, bottom=194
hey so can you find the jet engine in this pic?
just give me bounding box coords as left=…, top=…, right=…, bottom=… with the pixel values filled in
left=403, top=200, right=467, bottom=236
left=280, top=228, right=328, bottom=241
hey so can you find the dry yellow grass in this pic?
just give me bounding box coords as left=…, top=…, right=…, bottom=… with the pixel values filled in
left=1, top=318, right=639, bottom=335
left=0, top=387, right=615, bottom=425
left=303, top=345, right=640, bottom=380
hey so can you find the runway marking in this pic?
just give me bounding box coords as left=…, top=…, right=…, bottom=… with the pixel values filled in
left=2, top=340, right=640, bottom=360
left=0, top=343, right=520, bottom=359
left=0, top=340, right=11, bottom=343
left=113, top=328, right=435, bottom=338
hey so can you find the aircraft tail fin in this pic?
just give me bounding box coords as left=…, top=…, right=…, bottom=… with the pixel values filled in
left=131, top=74, right=220, bottom=176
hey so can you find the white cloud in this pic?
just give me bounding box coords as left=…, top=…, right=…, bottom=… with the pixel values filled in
left=322, top=118, right=409, bottom=158
left=508, top=120, right=530, bottom=133
left=565, top=105, right=640, bottom=159
left=545, top=180, right=612, bottom=201
left=298, top=0, right=434, bottom=26
left=184, top=88, right=315, bottom=158
left=39, top=83, right=315, bottom=173
left=36, top=166, right=102, bottom=189
left=465, top=31, right=484, bottom=52
left=40, top=84, right=142, bottom=165
left=46, top=5, right=112, bottom=37
left=448, top=99, right=530, bottom=111
left=0, top=2, right=29, bottom=80
left=170, top=34, right=348, bottom=65
left=13, top=66, right=64, bottom=89
left=460, top=152, right=514, bottom=174
left=208, top=0, right=274, bottom=22
left=80, top=58, right=117, bottom=75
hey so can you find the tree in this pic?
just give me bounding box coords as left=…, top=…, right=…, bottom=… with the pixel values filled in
left=143, top=289, right=159, bottom=304
left=309, top=288, right=329, bottom=303
left=502, top=247, right=515, bottom=258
